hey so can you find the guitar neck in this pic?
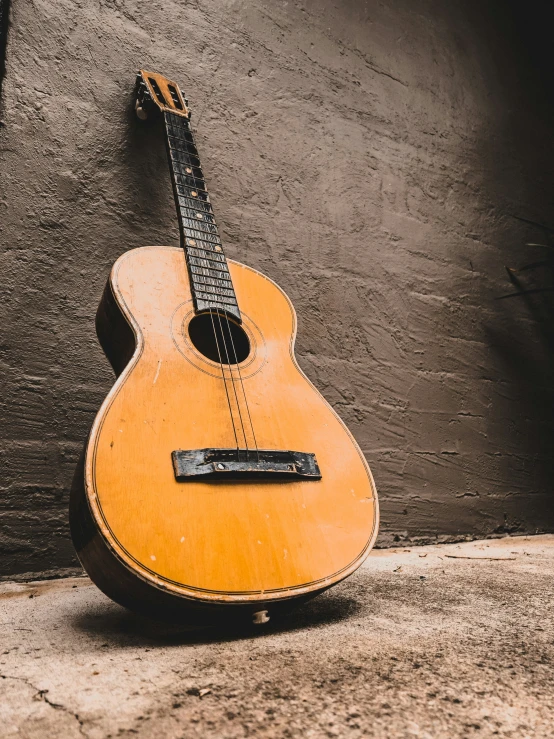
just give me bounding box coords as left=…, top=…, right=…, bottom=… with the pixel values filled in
left=163, top=110, right=241, bottom=323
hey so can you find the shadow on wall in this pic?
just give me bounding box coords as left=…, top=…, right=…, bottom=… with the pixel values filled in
left=119, top=88, right=175, bottom=242
left=0, top=0, right=10, bottom=103
left=476, top=0, right=554, bottom=531
left=485, top=275, right=554, bottom=532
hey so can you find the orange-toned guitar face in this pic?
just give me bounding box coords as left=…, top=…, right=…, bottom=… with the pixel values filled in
left=85, top=247, right=379, bottom=603
left=72, top=70, right=379, bottom=616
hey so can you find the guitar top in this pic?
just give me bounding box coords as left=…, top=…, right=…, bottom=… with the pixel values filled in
left=70, top=70, right=379, bottom=625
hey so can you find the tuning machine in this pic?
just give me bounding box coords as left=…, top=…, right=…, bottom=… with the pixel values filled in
left=134, top=73, right=156, bottom=121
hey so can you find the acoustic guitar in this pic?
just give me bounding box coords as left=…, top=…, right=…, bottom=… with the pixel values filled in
left=70, top=70, right=379, bottom=625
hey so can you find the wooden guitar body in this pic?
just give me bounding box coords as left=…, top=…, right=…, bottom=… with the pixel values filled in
left=70, top=246, right=378, bottom=623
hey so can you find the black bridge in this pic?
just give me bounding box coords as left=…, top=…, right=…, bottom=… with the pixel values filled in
left=172, top=448, right=321, bottom=481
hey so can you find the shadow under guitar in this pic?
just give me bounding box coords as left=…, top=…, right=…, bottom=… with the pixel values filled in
left=69, top=590, right=364, bottom=648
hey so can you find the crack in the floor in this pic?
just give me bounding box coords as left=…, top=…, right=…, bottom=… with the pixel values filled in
left=0, top=673, right=88, bottom=737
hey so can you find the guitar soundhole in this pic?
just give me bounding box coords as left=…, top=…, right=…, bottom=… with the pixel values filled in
left=188, top=313, right=250, bottom=365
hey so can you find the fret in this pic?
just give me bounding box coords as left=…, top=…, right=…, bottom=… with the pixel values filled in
left=183, top=228, right=221, bottom=245
left=187, top=247, right=226, bottom=263
left=171, top=159, right=200, bottom=175
left=170, top=156, right=200, bottom=172
left=167, top=140, right=200, bottom=161
left=190, top=264, right=230, bottom=281
left=167, top=129, right=194, bottom=148
left=169, top=136, right=202, bottom=167
left=185, top=244, right=221, bottom=264
left=176, top=183, right=210, bottom=202
left=175, top=178, right=206, bottom=196
left=177, top=196, right=213, bottom=214
left=174, top=172, right=207, bottom=191
left=174, top=172, right=205, bottom=191
left=194, top=285, right=233, bottom=300
left=192, top=275, right=233, bottom=289
left=194, top=289, right=236, bottom=302
left=180, top=207, right=216, bottom=226
left=182, top=141, right=199, bottom=158
left=167, top=129, right=194, bottom=147
left=169, top=137, right=199, bottom=157
left=168, top=132, right=194, bottom=147
left=169, top=153, right=198, bottom=168
left=180, top=216, right=219, bottom=235
left=193, top=287, right=236, bottom=301
left=194, top=291, right=238, bottom=307
left=165, top=121, right=194, bottom=142
left=173, top=169, right=207, bottom=192
left=184, top=235, right=220, bottom=250
left=190, top=282, right=236, bottom=298
left=196, top=299, right=237, bottom=315
left=173, top=159, right=203, bottom=177
left=164, top=109, right=240, bottom=322
left=170, top=149, right=203, bottom=170
left=189, top=256, right=229, bottom=271
left=176, top=163, right=205, bottom=182
left=169, top=156, right=204, bottom=179
left=167, top=129, right=194, bottom=150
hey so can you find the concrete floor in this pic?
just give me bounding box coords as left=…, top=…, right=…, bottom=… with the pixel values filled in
left=1, top=536, right=553, bottom=739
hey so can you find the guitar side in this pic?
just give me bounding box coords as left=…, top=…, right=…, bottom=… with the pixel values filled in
left=70, top=246, right=379, bottom=622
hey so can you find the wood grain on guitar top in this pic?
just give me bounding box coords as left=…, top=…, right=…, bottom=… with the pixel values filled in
left=78, top=246, right=378, bottom=606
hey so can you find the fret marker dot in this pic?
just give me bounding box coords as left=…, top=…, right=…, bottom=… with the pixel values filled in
left=188, top=239, right=196, bottom=246
left=186, top=167, right=192, bottom=173
left=191, top=191, right=198, bottom=197
left=195, top=213, right=203, bottom=219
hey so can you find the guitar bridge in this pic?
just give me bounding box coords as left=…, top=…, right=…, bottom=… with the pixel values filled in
left=172, top=448, right=321, bottom=481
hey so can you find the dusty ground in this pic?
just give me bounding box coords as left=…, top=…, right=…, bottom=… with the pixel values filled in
left=1, top=535, right=553, bottom=738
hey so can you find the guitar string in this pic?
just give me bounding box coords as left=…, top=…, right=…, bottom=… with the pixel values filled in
left=209, top=310, right=241, bottom=454
left=221, top=149, right=261, bottom=461
left=164, top=112, right=244, bottom=460
left=220, top=310, right=260, bottom=462
left=167, top=111, right=256, bottom=459
left=166, top=112, right=244, bottom=456
left=179, top=113, right=257, bottom=460
left=214, top=310, right=250, bottom=458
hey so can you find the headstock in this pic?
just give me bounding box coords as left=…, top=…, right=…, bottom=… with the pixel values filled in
left=135, top=69, right=190, bottom=121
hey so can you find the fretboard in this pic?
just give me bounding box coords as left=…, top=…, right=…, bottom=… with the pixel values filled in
left=164, top=110, right=241, bottom=323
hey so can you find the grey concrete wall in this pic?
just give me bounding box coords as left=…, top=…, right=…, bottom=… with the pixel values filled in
left=1, top=0, right=554, bottom=577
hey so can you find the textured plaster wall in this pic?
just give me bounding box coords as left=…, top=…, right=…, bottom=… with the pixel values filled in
left=1, top=0, right=554, bottom=577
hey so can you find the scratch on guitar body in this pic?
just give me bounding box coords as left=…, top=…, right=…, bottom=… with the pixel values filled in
left=153, top=360, right=162, bottom=384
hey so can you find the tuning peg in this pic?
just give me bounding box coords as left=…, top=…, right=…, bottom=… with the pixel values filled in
left=135, top=98, right=148, bottom=120
left=134, top=75, right=156, bottom=121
